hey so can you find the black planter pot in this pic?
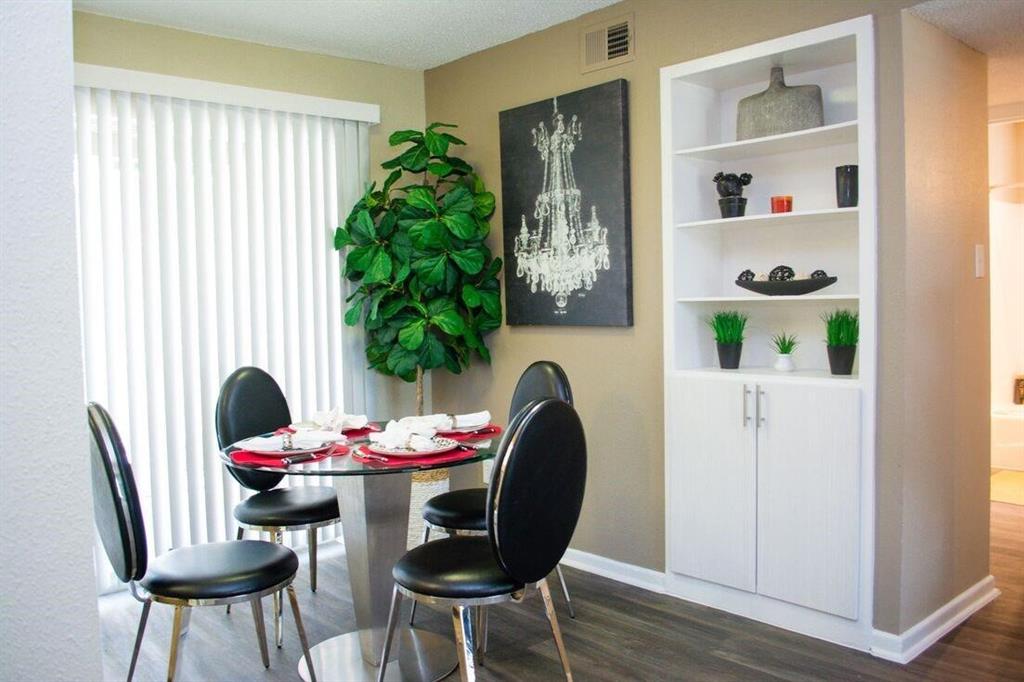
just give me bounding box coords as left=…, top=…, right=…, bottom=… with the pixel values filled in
left=717, top=342, right=743, bottom=369
left=827, top=345, right=857, bottom=375
left=718, top=197, right=747, bottom=218
left=836, top=165, right=859, bottom=208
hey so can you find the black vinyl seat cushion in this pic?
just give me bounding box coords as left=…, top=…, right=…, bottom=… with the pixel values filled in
left=233, top=486, right=339, bottom=527
left=393, top=536, right=523, bottom=599
left=140, top=540, right=298, bottom=601
left=422, top=488, right=487, bottom=532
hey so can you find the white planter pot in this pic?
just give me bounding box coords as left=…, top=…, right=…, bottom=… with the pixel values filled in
left=773, top=353, right=796, bottom=372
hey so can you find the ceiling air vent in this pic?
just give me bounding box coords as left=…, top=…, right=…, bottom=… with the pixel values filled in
left=580, top=13, right=635, bottom=74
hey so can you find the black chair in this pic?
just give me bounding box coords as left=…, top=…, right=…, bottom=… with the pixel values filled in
left=379, top=398, right=586, bottom=682
left=411, top=360, right=577, bottom=627
left=88, top=403, right=316, bottom=682
left=216, top=366, right=341, bottom=646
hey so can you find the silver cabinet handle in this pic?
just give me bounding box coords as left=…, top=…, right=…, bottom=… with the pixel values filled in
left=742, top=384, right=752, bottom=426
left=757, top=387, right=767, bottom=426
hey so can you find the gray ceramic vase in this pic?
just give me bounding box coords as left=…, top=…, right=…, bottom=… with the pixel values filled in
left=736, top=67, right=823, bottom=140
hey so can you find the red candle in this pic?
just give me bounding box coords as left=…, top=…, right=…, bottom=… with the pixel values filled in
left=771, top=195, right=793, bottom=213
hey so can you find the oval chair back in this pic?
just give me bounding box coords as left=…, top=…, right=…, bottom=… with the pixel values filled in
left=486, top=398, right=587, bottom=585
left=88, top=402, right=148, bottom=584
left=215, top=367, right=291, bottom=491
left=508, top=361, right=573, bottom=422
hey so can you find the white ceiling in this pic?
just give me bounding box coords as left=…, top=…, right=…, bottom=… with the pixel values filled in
left=73, top=0, right=620, bottom=70
left=909, top=0, right=1024, bottom=108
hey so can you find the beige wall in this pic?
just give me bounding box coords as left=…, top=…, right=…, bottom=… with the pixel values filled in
left=895, top=11, right=990, bottom=631
left=424, top=0, right=917, bottom=581
left=73, top=11, right=424, bottom=187
left=73, top=10, right=427, bottom=417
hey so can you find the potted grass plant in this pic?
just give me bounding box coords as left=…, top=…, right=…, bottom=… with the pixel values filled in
left=708, top=311, right=748, bottom=369
left=771, top=332, right=798, bottom=372
left=823, top=309, right=858, bottom=375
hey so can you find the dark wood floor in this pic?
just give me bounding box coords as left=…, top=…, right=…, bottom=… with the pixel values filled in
left=99, top=503, right=1024, bottom=681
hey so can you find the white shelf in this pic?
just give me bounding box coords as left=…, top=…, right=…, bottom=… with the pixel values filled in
left=677, top=294, right=859, bottom=303
left=674, top=367, right=860, bottom=386
left=676, top=207, right=857, bottom=230
left=674, top=121, right=858, bottom=162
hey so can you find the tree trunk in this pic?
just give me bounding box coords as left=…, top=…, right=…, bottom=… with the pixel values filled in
left=415, top=366, right=424, bottom=416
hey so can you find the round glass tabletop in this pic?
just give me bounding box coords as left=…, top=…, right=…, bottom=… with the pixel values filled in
left=219, top=425, right=499, bottom=476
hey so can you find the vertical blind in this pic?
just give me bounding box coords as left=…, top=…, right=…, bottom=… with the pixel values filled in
left=73, top=86, right=369, bottom=592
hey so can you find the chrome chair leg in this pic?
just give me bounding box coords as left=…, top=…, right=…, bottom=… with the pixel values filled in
left=272, top=528, right=284, bottom=647
left=376, top=585, right=403, bottom=682
left=555, top=564, right=576, bottom=618
left=408, top=525, right=430, bottom=626
left=166, top=605, right=188, bottom=682
left=539, top=579, right=573, bottom=681
left=475, top=606, right=488, bottom=666
left=227, top=526, right=245, bottom=615
left=287, top=584, right=317, bottom=682
left=127, top=598, right=151, bottom=682
left=250, top=596, right=270, bottom=669
left=452, top=604, right=477, bottom=682
left=308, top=527, right=318, bottom=592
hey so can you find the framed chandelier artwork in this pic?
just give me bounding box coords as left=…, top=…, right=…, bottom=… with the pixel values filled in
left=498, top=79, right=633, bottom=326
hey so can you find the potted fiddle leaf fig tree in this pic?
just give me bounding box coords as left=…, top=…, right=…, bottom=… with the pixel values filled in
left=334, top=123, right=502, bottom=414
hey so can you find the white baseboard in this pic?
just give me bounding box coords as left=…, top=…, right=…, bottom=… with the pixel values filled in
left=561, top=548, right=666, bottom=594
left=871, top=575, right=1000, bottom=664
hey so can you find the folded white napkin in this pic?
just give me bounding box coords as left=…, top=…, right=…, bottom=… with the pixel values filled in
left=296, top=407, right=369, bottom=432
left=289, top=429, right=347, bottom=443
left=397, top=410, right=491, bottom=432
left=368, top=421, right=438, bottom=451
left=238, top=435, right=326, bottom=451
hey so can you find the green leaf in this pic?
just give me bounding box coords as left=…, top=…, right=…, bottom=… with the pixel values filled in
left=477, top=314, right=501, bottom=333
left=446, top=157, right=472, bottom=174
left=344, top=298, right=364, bottom=326
left=479, top=290, right=501, bottom=318
left=386, top=346, right=418, bottom=376
left=476, top=344, right=492, bottom=363
left=413, top=254, right=448, bottom=286
left=419, top=333, right=445, bottom=369
left=443, top=261, right=459, bottom=293
left=388, top=129, right=423, bottom=146
left=473, top=191, right=495, bottom=218
left=368, top=288, right=387, bottom=321
left=443, top=132, right=466, bottom=146
left=390, top=229, right=413, bottom=264
left=405, top=187, right=437, bottom=213
left=441, top=186, right=474, bottom=215
left=484, top=257, right=503, bottom=279
left=382, top=168, right=402, bottom=196
left=450, top=248, right=485, bottom=275
left=399, top=144, right=430, bottom=172
left=346, top=244, right=376, bottom=273
left=398, top=319, right=426, bottom=350
left=333, top=226, right=353, bottom=250
left=393, top=260, right=411, bottom=284
left=351, top=210, right=376, bottom=242
left=424, top=129, right=449, bottom=157
left=427, top=161, right=454, bottom=177
left=409, top=219, right=449, bottom=250
left=427, top=297, right=455, bottom=316
left=381, top=155, right=403, bottom=170
left=377, top=211, right=397, bottom=238
left=441, top=212, right=477, bottom=239
left=380, top=297, right=408, bottom=319
left=431, top=309, right=465, bottom=336
left=364, top=248, right=392, bottom=284
left=444, top=346, right=463, bottom=374
left=427, top=122, right=458, bottom=131
left=462, top=284, right=481, bottom=308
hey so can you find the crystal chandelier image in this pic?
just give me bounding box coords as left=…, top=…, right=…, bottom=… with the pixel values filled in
left=513, top=99, right=611, bottom=308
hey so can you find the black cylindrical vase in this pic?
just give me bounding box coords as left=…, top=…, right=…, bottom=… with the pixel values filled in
left=836, top=165, right=858, bottom=208
left=827, top=345, right=857, bottom=375
left=718, top=197, right=747, bottom=218
left=717, top=342, right=743, bottom=369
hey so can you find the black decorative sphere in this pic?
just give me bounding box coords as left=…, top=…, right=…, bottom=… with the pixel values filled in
left=713, top=171, right=753, bottom=198
left=737, top=269, right=755, bottom=282
left=769, top=265, right=796, bottom=282
left=811, top=269, right=829, bottom=279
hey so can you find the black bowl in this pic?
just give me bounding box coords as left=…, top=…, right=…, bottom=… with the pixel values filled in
left=735, top=276, right=838, bottom=296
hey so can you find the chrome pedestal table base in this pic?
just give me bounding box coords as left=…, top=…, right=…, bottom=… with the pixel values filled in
left=298, top=465, right=482, bottom=682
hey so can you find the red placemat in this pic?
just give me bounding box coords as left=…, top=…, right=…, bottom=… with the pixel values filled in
left=353, top=444, right=479, bottom=467
left=230, top=444, right=348, bottom=468
left=437, top=424, right=503, bottom=441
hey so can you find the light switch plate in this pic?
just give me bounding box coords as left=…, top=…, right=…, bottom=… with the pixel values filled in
left=975, top=244, right=986, bottom=278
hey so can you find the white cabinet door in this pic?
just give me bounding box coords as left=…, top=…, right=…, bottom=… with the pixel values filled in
left=755, top=382, right=861, bottom=619
left=668, top=375, right=756, bottom=592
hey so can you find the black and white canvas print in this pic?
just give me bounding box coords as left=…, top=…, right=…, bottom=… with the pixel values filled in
left=498, top=79, right=632, bottom=326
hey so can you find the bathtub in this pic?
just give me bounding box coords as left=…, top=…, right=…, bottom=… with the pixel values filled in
left=992, top=404, right=1024, bottom=471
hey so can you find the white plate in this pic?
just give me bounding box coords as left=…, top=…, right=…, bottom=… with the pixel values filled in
left=443, top=420, right=490, bottom=433
left=365, top=437, right=460, bottom=457
left=245, top=444, right=331, bottom=456
left=236, top=435, right=332, bottom=456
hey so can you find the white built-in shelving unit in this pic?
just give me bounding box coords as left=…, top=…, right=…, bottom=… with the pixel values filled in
left=660, top=16, right=877, bottom=651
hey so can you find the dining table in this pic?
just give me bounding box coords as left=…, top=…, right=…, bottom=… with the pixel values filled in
left=221, top=424, right=499, bottom=682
